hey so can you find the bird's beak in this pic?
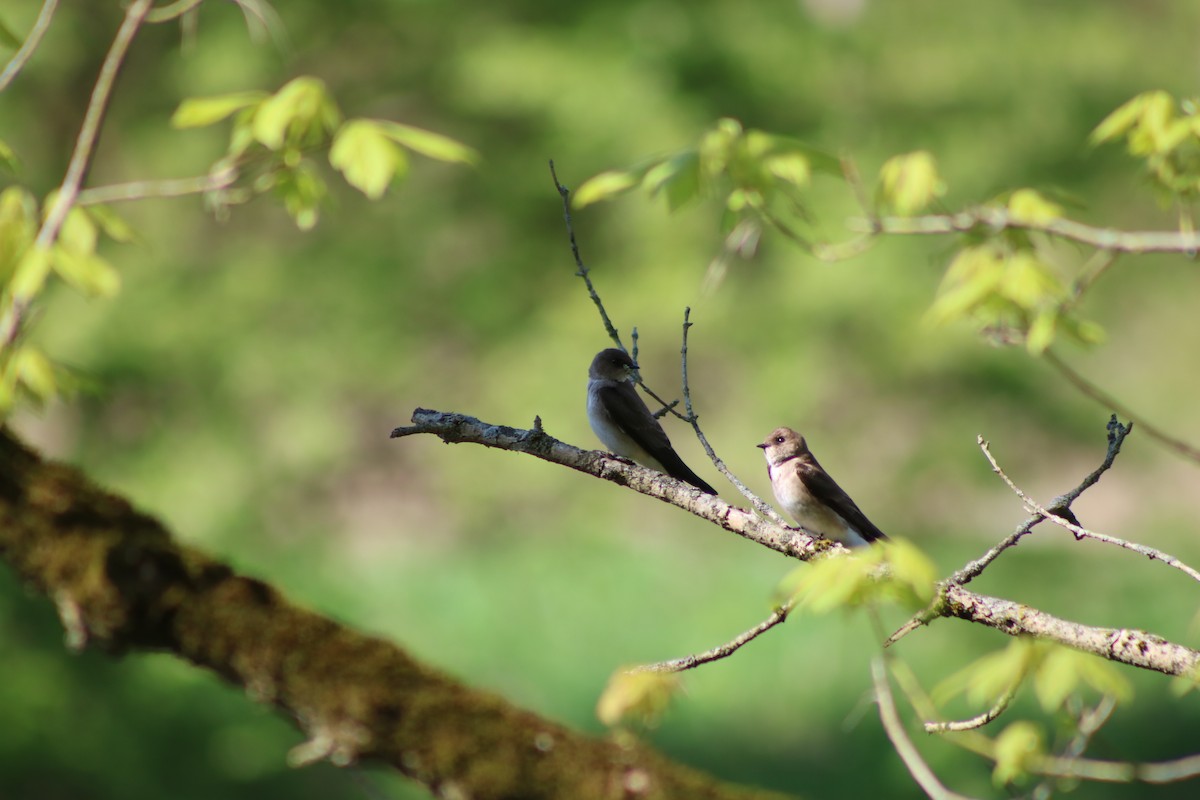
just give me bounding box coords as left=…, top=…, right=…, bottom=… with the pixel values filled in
left=755, top=443, right=768, bottom=450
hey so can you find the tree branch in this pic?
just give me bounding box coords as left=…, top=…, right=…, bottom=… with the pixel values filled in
left=870, top=659, right=983, bottom=800
left=978, top=435, right=1200, bottom=584
left=391, top=408, right=1200, bottom=679
left=0, top=0, right=58, bottom=92
left=0, top=427, right=795, bottom=800
left=632, top=601, right=795, bottom=674
left=854, top=207, right=1200, bottom=254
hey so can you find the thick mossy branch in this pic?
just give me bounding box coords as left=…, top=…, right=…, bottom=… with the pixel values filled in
left=0, top=428, right=794, bottom=800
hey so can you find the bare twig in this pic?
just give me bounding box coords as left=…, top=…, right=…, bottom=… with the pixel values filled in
left=678, top=307, right=786, bottom=524
left=632, top=600, right=796, bottom=674
left=549, top=160, right=690, bottom=423
left=1043, top=350, right=1200, bottom=464
left=871, top=659, right=983, bottom=800
left=549, top=160, right=623, bottom=349
left=887, top=418, right=1132, bottom=647
left=0, top=0, right=58, bottom=92
left=145, top=0, right=204, bottom=23
left=979, top=435, right=1200, bottom=585
left=923, top=680, right=1021, bottom=734
left=946, top=415, right=1133, bottom=588
left=854, top=207, right=1200, bottom=254
left=1, top=0, right=154, bottom=349
left=75, top=166, right=240, bottom=206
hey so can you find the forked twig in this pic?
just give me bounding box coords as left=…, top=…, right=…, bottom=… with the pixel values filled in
left=632, top=600, right=795, bottom=674
left=979, top=435, right=1200, bottom=585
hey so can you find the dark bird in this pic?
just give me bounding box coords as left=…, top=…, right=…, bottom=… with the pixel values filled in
left=587, top=348, right=717, bottom=495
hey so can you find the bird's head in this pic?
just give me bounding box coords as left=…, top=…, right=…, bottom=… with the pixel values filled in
left=589, top=348, right=639, bottom=382
left=757, top=426, right=809, bottom=463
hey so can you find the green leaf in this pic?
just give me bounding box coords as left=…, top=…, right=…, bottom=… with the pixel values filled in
left=376, top=121, right=479, bottom=165
left=0, top=138, right=18, bottom=174
left=252, top=77, right=339, bottom=151
left=999, top=251, right=1063, bottom=310
left=0, top=16, right=21, bottom=49
left=775, top=553, right=878, bottom=614
left=14, top=347, right=56, bottom=402
left=171, top=91, right=267, bottom=129
left=0, top=187, right=37, bottom=278
left=85, top=204, right=138, bottom=244
left=1126, top=91, right=1175, bottom=156
left=50, top=248, right=120, bottom=298
left=1059, top=315, right=1106, bottom=346
left=329, top=120, right=407, bottom=199
left=596, top=670, right=680, bottom=728
left=993, top=721, right=1043, bottom=786
left=1026, top=308, right=1058, bottom=354
left=764, top=151, right=811, bottom=189
left=275, top=163, right=326, bottom=231
left=925, top=245, right=1005, bottom=326
left=1033, top=648, right=1131, bottom=711
left=573, top=169, right=643, bottom=208
left=644, top=152, right=702, bottom=211
left=9, top=246, right=52, bottom=300
left=1008, top=189, right=1063, bottom=225
left=881, top=538, right=936, bottom=604
left=1090, top=92, right=1160, bottom=145
left=934, top=639, right=1034, bottom=708
left=57, top=207, right=97, bottom=256
left=879, top=150, right=945, bottom=215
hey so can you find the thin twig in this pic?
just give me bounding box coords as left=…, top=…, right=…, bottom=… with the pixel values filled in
left=871, top=659, right=983, bottom=800
left=1043, top=349, right=1200, bottom=464
left=549, top=160, right=623, bottom=348
left=549, top=160, right=690, bottom=422
left=0, top=0, right=59, bottom=92
left=1, top=0, right=154, bottom=349
left=946, top=415, right=1133, bottom=588
left=887, top=418, right=1132, bottom=647
left=853, top=207, right=1200, bottom=254
left=75, top=166, right=239, bottom=206
left=632, top=600, right=795, bottom=674
left=924, top=680, right=1021, bottom=734
left=979, top=436, right=1200, bottom=585
left=145, top=0, right=204, bottom=23
left=679, top=307, right=787, bottom=524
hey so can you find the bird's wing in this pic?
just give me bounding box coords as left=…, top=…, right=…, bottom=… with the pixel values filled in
left=594, top=382, right=674, bottom=456
left=795, top=459, right=888, bottom=542
left=595, top=382, right=716, bottom=494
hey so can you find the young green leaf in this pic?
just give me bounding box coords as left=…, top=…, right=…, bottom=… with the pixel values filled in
left=376, top=121, right=479, bottom=165
left=596, top=670, right=680, bottom=728
left=171, top=91, right=268, bottom=129
left=0, top=16, right=22, bottom=49
left=1007, top=189, right=1063, bottom=225
left=329, top=120, right=407, bottom=199
left=9, top=246, right=53, bottom=300
left=993, top=721, right=1043, bottom=786
left=14, top=347, right=56, bottom=402
left=252, top=77, right=339, bottom=151
left=879, top=151, right=945, bottom=215
left=573, top=169, right=643, bottom=208
left=50, top=248, right=120, bottom=298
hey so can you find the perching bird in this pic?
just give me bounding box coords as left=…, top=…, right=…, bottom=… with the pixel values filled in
left=587, top=348, right=717, bottom=495
left=757, top=426, right=887, bottom=547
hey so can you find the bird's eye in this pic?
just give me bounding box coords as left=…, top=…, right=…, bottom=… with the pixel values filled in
left=774, top=436, right=784, bottom=444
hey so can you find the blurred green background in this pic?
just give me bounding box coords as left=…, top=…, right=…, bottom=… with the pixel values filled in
left=4, top=0, right=1200, bottom=798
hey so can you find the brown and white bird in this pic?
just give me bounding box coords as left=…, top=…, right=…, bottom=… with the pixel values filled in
left=757, top=426, right=887, bottom=547
left=587, top=348, right=717, bottom=494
